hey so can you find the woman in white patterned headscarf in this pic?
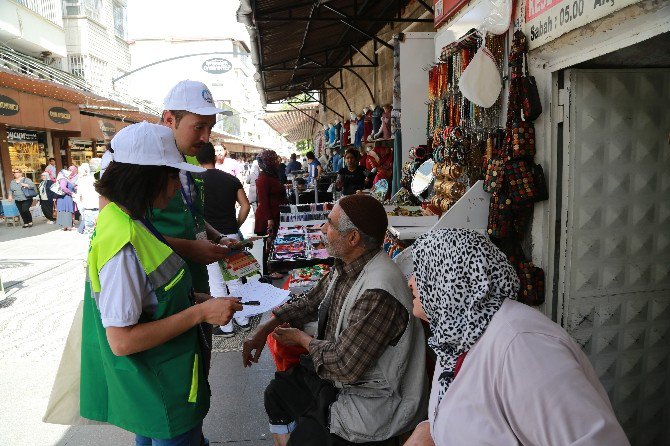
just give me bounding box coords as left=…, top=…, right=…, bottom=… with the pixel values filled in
left=404, top=228, right=628, bottom=446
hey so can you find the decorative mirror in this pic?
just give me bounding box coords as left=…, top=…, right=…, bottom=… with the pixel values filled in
left=411, top=159, right=435, bottom=198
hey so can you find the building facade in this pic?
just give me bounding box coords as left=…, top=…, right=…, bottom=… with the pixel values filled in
left=127, top=37, right=293, bottom=156
left=0, top=0, right=153, bottom=195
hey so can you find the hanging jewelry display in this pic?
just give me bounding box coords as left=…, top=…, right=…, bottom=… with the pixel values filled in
left=424, top=30, right=506, bottom=214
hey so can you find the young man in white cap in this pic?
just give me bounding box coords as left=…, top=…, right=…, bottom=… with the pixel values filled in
left=151, top=80, right=232, bottom=299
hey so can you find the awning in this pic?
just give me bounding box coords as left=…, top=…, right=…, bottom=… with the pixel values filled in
left=0, top=68, right=159, bottom=123
left=237, top=0, right=433, bottom=104
left=260, top=103, right=319, bottom=142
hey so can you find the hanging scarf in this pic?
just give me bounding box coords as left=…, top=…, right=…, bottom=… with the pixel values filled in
left=258, top=150, right=279, bottom=178
left=412, top=228, right=519, bottom=407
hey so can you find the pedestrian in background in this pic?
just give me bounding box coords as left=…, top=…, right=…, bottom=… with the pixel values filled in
left=8, top=168, right=36, bottom=228
left=196, top=142, right=252, bottom=336
left=55, top=166, right=78, bottom=230
left=75, top=163, right=100, bottom=234
left=37, top=171, right=57, bottom=224
left=254, top=149, right=286, bottom=280
left=246, top=157, right=260, bottom=210
left=45, top=157, right=57, bottom=182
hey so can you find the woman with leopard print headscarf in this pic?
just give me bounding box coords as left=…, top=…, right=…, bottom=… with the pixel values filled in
left=404, top=228, right=628, bottom=446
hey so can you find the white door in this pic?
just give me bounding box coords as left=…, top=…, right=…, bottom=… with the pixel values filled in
left=554, top=69, right=670, bottom=445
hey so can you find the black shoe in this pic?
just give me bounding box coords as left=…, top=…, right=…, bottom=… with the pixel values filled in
left=259, top=275, right=273, bottom=284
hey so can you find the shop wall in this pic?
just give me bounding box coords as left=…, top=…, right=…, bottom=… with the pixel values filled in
left=0, top=88, right=81, bottom=132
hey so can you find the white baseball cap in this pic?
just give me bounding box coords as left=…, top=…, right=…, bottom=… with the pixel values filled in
left=163, top=80, right=226, bottom=115
left=110, top=122, right=205, bottom=173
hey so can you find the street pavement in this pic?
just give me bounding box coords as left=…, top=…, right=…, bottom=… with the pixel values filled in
left=0, top=214, right=275, bottom=445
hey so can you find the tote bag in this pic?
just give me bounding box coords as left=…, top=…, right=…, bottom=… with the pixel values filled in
left=43, top=301, right=105, bottom=426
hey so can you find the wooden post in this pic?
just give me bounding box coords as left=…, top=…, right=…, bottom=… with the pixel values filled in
left=51, top=133, right=64, bottom=172
left=0, top=125, right=12, bottom=197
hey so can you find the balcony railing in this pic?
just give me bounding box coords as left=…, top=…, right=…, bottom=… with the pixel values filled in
left=15, top=0, right=63, bottom=27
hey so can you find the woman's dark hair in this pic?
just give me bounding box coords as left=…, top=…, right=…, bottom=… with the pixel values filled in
left=196, top=142, right=216, bottom=165
left=305, top=151, right=315, bottom=160
left=95, top=161, right=179, bottom=219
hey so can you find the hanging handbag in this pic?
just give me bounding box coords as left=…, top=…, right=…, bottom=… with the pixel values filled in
left=516, top=262, right=546, bottom=305
left=520, top=53, right=543, bottom=122
left=504, top=158, right=538, bottom=205
left=487, top=192, right=513, bottom=239
left=483, top=158, right=504, bottom=193
left=510, top=121, right=536, bottom=158
left=531, top=163, right=549, bottom=202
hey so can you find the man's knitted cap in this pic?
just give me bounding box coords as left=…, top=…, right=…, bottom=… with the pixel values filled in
left=338, top=194, right=388, bottom=243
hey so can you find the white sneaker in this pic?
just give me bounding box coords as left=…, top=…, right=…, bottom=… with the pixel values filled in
left=234, top=316, right=251, bottom=331
left=214, top=321, right=235, bottom=338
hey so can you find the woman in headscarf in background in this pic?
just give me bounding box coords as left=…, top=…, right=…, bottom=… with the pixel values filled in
left=404, top=228, right=628, bottom=446
left=38, top=171, right=57, bottom=224
left=254, top=149, right=286, bottom=279
left=55, top=165, right=78, bottom=230
left=75, top=162, right=100, bottom=234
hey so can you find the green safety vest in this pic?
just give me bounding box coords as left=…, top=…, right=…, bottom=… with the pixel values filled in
left=80, top=202, right=210, bottom=439
left=148, top=177, right=210, bottom=294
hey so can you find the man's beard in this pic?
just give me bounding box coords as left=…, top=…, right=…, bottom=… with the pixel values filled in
left=323, top=235, right=344, bottom=259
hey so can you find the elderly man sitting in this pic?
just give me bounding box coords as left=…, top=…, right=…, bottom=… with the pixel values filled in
left=243, top=195, right=428, bottom=446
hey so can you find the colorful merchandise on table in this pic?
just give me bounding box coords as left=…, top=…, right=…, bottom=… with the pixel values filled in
left=271, top=226, right=328, bottom=262
left=218, top=250, right=261, bottom=281
left=288, top=264, right=331, bottom=289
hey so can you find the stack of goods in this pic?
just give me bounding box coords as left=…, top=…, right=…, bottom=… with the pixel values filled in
left=288, top=264, right=330, bottom=290
left=386, top=206, right=423, bottom=217
left=401, top=144, right=430, bottom=190
left=484, top=30, right=548, bottom=306
left=279, top=203, right=333, bottom=224
left=271, top=226, right=330, bottom=263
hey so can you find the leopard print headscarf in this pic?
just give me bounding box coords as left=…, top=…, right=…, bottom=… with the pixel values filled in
left=412, top=228, right=519, bottom=407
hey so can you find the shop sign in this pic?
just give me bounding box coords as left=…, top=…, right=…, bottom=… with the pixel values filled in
left=48, top=106, right=72, bottom=124
left=434, top=0, right=470, bottom=29
left=7, top=129, right=38, bottom=141
left=99, top=120, right=117, bottom=140
left=201, top=58, right=232, bottom=74
left=524, top=0, right=642, bottom=49
left=0, top=94, right=20, bottom=116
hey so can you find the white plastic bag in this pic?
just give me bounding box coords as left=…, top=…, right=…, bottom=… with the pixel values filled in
left=480, top=0, right=512, bottom=35
left=458, top=41, right=502, bottom=108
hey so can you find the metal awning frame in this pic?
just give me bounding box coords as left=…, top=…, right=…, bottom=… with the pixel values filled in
left=239, top=0, right=433, bottom=105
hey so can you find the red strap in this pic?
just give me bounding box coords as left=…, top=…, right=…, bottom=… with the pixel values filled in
left=453, top=351, right=468, bottom=378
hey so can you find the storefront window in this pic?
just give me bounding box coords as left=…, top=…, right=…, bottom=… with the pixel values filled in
left=69, top=140, right=95, bottom=167
left=7, top=129, right=48, bottom=183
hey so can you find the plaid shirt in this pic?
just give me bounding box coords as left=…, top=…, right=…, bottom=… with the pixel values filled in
left=273, top=249, right=408, bottom=383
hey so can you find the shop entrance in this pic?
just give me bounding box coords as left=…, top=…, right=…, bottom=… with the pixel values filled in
left=553, top=66, right=669, bottom=444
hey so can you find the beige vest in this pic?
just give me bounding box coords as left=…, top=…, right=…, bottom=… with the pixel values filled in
left=327, top=251, right=429, bottom=442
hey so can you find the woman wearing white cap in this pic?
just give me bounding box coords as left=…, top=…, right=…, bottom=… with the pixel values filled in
left=80, top=122, right=243, bottom=445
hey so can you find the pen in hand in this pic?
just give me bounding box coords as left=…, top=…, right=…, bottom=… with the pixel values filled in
left=240, top=301, right=260, bottom=306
